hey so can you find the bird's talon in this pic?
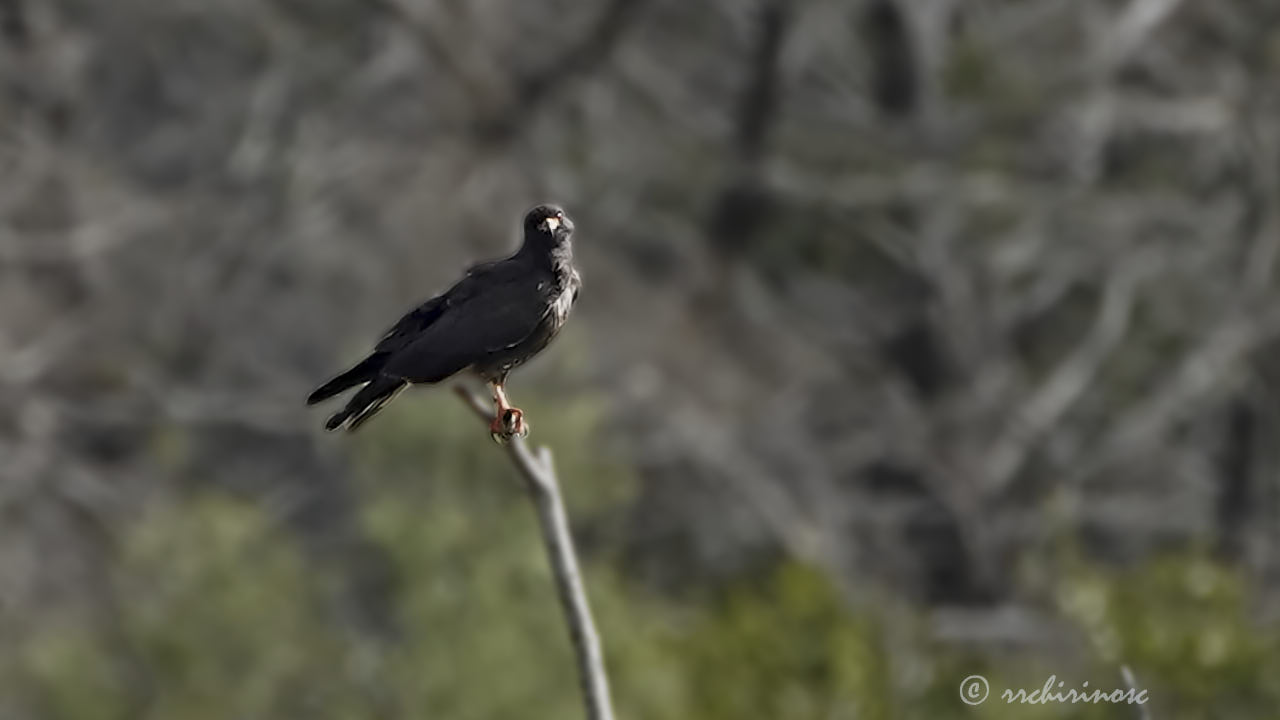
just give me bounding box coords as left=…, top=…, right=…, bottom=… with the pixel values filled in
left=489, top=415, right=508, bottom=440
left=483, top=407, right=528, bottom=441
left=502, top=407, right=528, bottom=437
left=488, top=408, right=527, bottom=442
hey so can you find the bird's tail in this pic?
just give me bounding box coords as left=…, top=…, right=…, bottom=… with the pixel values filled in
left=324, top=376, right=408, bottom=432
left=307, top=353, right=386, bottom=405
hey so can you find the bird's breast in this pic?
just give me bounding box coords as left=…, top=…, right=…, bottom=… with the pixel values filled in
left=550, top=282, right=576, bottom=324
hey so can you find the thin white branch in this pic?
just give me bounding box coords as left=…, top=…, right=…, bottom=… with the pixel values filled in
left=455, top=386, right=616, bottom=720
left=1120, top=665, right=1153, bottom=720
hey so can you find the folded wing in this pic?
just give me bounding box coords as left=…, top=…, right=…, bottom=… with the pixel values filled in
left=383, top=265, right=548, bottom=382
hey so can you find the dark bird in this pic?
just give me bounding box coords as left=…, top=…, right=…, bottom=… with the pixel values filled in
left=308, top=204, right=580, bottom=439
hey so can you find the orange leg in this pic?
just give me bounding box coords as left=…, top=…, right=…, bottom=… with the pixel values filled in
left=488, top=381, right=528, bottom=440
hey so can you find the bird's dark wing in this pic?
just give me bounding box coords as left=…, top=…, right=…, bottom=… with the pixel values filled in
left=374, top=294, right=447, bottom=353
left=383, top=261, right=549, bottom=382
left=375, top=258, right=514, bottom=353
left=307, top=291, right=449, bottom=406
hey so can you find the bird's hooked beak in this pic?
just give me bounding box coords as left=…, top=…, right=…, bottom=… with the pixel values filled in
left=541, top=214, right=572, bottom=234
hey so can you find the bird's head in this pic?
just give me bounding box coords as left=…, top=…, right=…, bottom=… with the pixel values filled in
left=523, top=204, right=574, bottom=247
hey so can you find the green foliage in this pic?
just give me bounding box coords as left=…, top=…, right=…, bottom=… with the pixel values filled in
left=11, top=495, right=362, bottom=720
left=660, top=564, right=894, bottom=720
left=1059, top=553, right=1280, bottom=719
left=6, top=397, right=1278, bottom=720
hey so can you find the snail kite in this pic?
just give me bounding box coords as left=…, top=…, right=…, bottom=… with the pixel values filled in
left=308, top=204, right=581, bottom=439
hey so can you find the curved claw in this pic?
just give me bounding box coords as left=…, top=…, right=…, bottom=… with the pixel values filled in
left=489, top=408, right=528, bottom=443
